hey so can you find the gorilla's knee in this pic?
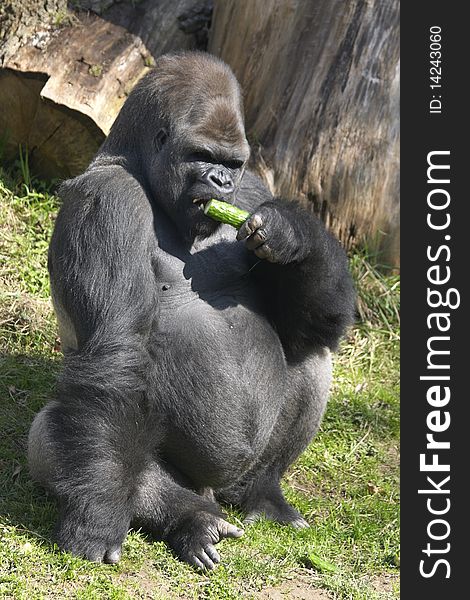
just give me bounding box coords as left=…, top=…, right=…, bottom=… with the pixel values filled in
left=28, top=402, right=59, bottom=490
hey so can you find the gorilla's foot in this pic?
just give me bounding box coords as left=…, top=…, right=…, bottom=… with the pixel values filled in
left=167, top=511, right=244, bottom=570
left=244, top=496, right=309, bottom=529
left=55, top=508, right=130, bottom=564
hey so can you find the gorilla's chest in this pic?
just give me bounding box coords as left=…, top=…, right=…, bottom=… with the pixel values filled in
left=148, top=231, right=288, bottom=485
left=152, top=231, right=260, bottom=318
left=150, top=233, right=286, bottom=407
left=152, top=239, right=273, bottom=356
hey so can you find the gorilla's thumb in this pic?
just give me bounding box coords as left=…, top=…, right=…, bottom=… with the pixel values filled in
left=217, top=519, right=244, bottom=538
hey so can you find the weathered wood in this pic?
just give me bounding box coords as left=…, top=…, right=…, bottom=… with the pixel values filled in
left=0, top=0, right=66, bottom=65
left=210, top=0, right=400, bottom=265
left=0, top=0, right=209, bottom=178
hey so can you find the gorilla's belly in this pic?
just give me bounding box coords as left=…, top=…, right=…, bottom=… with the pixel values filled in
left=152, top=292, right=288, bottom=487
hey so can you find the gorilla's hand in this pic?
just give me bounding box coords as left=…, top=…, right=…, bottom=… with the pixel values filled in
left=54, top=503, right=130, bottom=564
left=167, top=511, right=244, bottom=570
left=236, top=201, right=310, bottom=264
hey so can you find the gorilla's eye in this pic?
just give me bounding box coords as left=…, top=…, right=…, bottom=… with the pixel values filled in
left=222, top=159, right=244, bottom=170
left=188, top=151, right=215, bottom=164
left=187, top=151, right=244, bottom=170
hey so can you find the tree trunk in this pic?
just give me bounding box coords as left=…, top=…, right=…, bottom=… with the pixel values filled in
left=209, top=0, right=400, bottom=266
left=0, top=0, right=211, bottom=179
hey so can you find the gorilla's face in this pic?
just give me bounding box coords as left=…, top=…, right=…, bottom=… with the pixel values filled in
left=99, top=52, right=252, bottom=241
left=148, top=117, right=250, bottom=241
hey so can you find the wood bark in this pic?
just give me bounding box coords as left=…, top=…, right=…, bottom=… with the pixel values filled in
left=210, top=0, right=400, bottom=265
left=0, top=0, right=210, bottom=178
left=1, top=0, right=399, bottom=264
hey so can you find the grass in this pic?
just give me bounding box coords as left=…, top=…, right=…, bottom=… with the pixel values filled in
left=0, top=164, right=400, bottom=599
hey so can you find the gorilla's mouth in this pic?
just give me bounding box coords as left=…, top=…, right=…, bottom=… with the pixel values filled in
left=192, top=198, right=208, bottom=211
left=192, top=196, right=233, bottom=212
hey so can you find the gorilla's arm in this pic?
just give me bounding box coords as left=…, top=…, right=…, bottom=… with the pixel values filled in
left=238, top=198, right=356, bottom=361
left=46, top=165, right=159, bottom=558
left=50, top=166, right=157, bottom=349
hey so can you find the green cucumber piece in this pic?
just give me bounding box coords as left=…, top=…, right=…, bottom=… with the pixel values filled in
left=203, top=199, right=250, bottom=229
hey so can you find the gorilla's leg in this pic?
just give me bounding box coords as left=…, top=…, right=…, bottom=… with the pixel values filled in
left=133, top=461, right=243, bottom=569
left=217, top=423, right=316, bottom=528
left=30, top=403, right=243, bottom=569
left=218, top=351, right=332, bottom=528
left=28, top=399, right=141, bottom=563
left=28, top=401, right=60, bottom=491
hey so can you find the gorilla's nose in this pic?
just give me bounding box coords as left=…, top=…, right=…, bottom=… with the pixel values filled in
left=205, top=167, right=234, bottom=194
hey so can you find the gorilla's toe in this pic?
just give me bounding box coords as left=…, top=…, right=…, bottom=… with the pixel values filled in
left=243, top=510, right=263, bottom=525
left=168, top=511, right=243, bottom=569
left=244, top=497, right=309, bottom=528
left=216, top=519, right=244, bottom=539
left=59, top=536, right=123, bottom=564
left=191, top=545, right=219, bottom=570
left=104, top=546, right=122, bottom=564
left=290, top=516, right=310, bottom=529
left=54, top=509, right=128, bottom=564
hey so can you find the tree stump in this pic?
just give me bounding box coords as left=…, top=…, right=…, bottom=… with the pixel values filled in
left=209, top=0, right=400, bottom=265
left=1, top=0, right=399, bottom=265
left=0, top=0, right=211, bottom=178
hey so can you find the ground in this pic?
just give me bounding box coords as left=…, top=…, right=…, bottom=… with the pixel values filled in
left=0, top=161, right=400, bottom=599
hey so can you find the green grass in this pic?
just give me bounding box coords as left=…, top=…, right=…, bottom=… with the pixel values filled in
left=0, top=165, right=399, bottom=599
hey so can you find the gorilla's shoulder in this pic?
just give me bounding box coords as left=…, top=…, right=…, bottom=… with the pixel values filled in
left=56, top=165, right=154, bottom=236
left=60, top=165, right=142, bottom=200
left=58, top=164, right=150, bottom=213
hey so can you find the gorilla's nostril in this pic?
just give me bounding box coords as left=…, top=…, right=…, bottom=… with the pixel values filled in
left=207, top=168, right=234, bottom=191
left=209, top=173, right=224, bottom=187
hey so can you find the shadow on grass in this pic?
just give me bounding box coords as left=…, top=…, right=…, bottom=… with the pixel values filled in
left=0, top=352, right=60, bottom=544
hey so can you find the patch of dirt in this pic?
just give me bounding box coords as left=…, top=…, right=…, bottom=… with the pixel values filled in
left=115, top=566, right=176, bottom=599
left=256, top=575, right=332, bottom=599
left=255, top=572, right=399, bottom=599
left=370, top=573, right=400, bottom=595
left=379, top=444, right=400, bottom=476
left=0, top=294, right=52, bottom=326
left=0, top=293, right=55, bottom=354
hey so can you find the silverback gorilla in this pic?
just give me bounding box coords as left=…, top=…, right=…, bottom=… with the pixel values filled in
left=28, top=52, right=355, bottom=569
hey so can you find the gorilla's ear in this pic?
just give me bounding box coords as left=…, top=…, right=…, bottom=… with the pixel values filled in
left=154, top=128, right=168, bottom=153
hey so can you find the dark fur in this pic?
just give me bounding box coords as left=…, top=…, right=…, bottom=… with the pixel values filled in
left=28, top=51, right=355, bottom=568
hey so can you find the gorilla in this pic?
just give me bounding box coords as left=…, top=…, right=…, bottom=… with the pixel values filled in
left=28, top=51, right=355, bottom=569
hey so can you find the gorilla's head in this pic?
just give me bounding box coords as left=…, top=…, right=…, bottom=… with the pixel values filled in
left=102, top=52, right=250, bottom=240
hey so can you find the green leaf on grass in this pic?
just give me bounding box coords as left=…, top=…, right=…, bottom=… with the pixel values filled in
left=307, top=552, right=338, bottom=573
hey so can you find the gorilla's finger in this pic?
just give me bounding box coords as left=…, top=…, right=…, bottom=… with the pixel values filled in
left=254, top=244, right=273, bottom=261
left=245, top=228, right=267, bottom=250
left=197, top=549, right=216, bottom=570
left=236, top=220, right=254, bottom=241
left=217, top=519, right=244, bottom=538
left=190, top=555, right=206, bottom=570
left=236, top=214, right=263, bottom=241
left=205, top=544, right=221, bottom=564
